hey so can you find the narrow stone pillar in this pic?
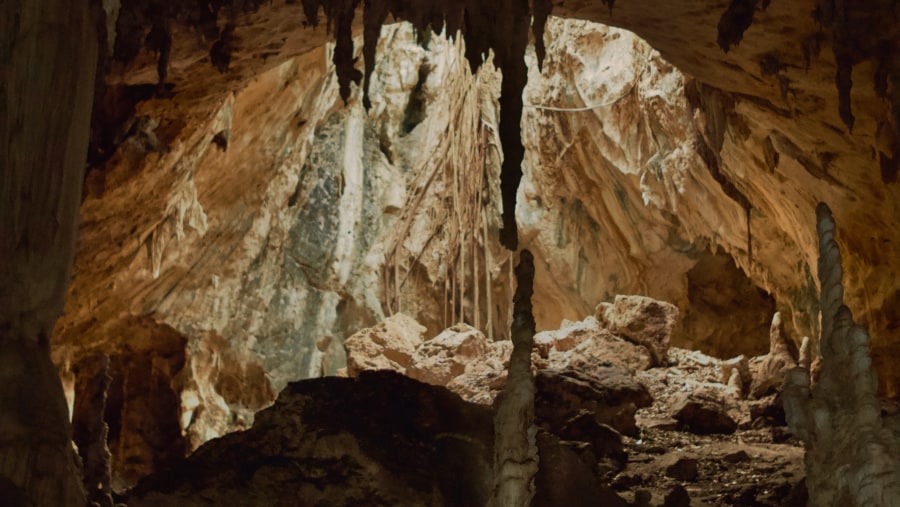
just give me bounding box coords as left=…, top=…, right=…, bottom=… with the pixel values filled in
left=490, top=250, right=538, bottom=506
left=0, top=0, right=98, bottom=504
left=73, top=353, right=114, bottom=507
left=783, top=203, right=900, bottom=506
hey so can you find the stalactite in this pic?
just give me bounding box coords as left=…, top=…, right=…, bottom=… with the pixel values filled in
left=299, top=0, right=549, bottom=251
left=746, top=206, right=752, bottom=270
left=531, top=0, right=553, bottom=72
left=484, top=213, right=494, bottom=341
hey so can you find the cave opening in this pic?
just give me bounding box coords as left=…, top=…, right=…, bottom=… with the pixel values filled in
left=681, top=248, right=776, bottom=359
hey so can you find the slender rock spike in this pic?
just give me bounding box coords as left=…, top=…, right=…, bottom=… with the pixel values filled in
left=531, top=0, right=553, bottom=72
left=783, top=203, right=900, bottom=506
left=491, top=250, right=538, bottom=507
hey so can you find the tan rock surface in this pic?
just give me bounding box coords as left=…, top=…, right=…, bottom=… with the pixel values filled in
left=344, top=313, right=426, bottom=377
left=53, top=23, right=508, bottom=486
left=541, top=316, right=653, bottom=374
left=749, top=312, right=798, bottom=399
left=606, top=295, right=679, bottom=367
left=407, top=324, right=490, bottom=386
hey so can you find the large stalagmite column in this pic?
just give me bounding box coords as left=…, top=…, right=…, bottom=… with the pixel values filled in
left=784, top=203, right=900, bottom=506
left=0, top=0, right=98, bottom=505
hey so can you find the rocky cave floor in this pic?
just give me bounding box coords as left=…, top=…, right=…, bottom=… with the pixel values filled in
left=337, top=296, right=815, bottom=506
left=126, top=295, right=898, bottom=507
left=617, top=347, right=806, bottom=507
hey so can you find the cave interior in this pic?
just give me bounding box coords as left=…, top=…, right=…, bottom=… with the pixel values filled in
left=1, top=0, right=900, bottom=506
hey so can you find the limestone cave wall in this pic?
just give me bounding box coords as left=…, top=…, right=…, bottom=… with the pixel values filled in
left=44, top=4, right=900, bottom=489
left=53, top=23, right=513, bottom=488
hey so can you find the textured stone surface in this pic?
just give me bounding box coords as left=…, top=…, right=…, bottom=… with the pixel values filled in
left=518, top=15, right=900, bottom=395
left=125, top=371, right=496, bottom=507
left=749, top=312, right=798, bottom=398
left=53, top=23, right=509, bottom=486
left=538, top=316, right=654, bottom=374
left=344, top=313, right=426, bottom=376
left=606, top=295, right=679, bottom=367
left=671, top=391, right=738, bottom=435
left=7, top=0, right=900, bottom=502
left=1, top=0, right=97, bottom=504
left=71, top=353, right=114, bottom=507
left=533, top=431, right=629, bottom=507
left=408, top=324, right=489, bottom=386
left=783, top=204, right=900, bottom=506
left=535, top=367, right=653, bottom=437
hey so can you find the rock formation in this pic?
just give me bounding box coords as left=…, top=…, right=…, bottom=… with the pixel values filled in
left=54, top=23, right=512, bottom=485
left=783, top=203, right=900, bottom=506
left=749, top=312, right=798, bottom=399
left=1, top=0, right=97, bottom=504
left=344, top=313, right=426, bottom=377
left=4, top=0, right=900, bottom=504
left=596, top=295, right=679, bottom=367
left=71, top=353, right=114, bottom=507
left=126, top=370, right=498, bottom=507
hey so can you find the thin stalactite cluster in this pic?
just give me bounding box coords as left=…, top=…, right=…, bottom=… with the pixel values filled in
left=300, top=0, right=553, bottom=250
left=100, top=0, right=554, bottom=250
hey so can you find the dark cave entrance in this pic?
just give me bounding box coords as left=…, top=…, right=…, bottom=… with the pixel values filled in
left=680, top=249, right=776, bottom=359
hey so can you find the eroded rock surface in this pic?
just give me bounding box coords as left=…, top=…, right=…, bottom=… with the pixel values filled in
left=749, top=312, right=798, bottom=399
left=597, top=295, right=679, bottom=367
left=54, top=23, right=509, bottom=486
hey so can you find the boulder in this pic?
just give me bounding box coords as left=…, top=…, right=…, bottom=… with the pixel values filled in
left=558, top=410, right=628, bottom=476
left=559, top=329, right=654, bottom=375
left=535, top=366, right=652, bottom=437
left=671, top=391, right=738, bottom=435
left=664, top=457, right=699, bottom=482
left=534, top=317, right=598, bottom=357
left=445, top=340, right=513, bottom=404
left=663, top=485, right=692, bottom=507
left=533, top=431, right=630, bottom=507
left=597, top=295, right=679, bottom=367
left=749, top=312, right=798, bottom=399
left=344, top=313, right=426, bottom=377
left=407, top=324, right=489, bottom=386
left=748, top=393, right=787, bottom=427
left=126, top=371, right=495, bottom=507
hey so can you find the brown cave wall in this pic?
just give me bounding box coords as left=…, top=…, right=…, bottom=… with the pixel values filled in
left=54, top=22, right=513, bottom=483
left=519, top=20, right=782, bottom=358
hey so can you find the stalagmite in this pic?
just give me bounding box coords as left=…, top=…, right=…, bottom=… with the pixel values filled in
left=783, top=203, right=900, bottom=506
left=72, top=353, right=114, bottom=507
left=490, top=250, right=538, bottom=507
